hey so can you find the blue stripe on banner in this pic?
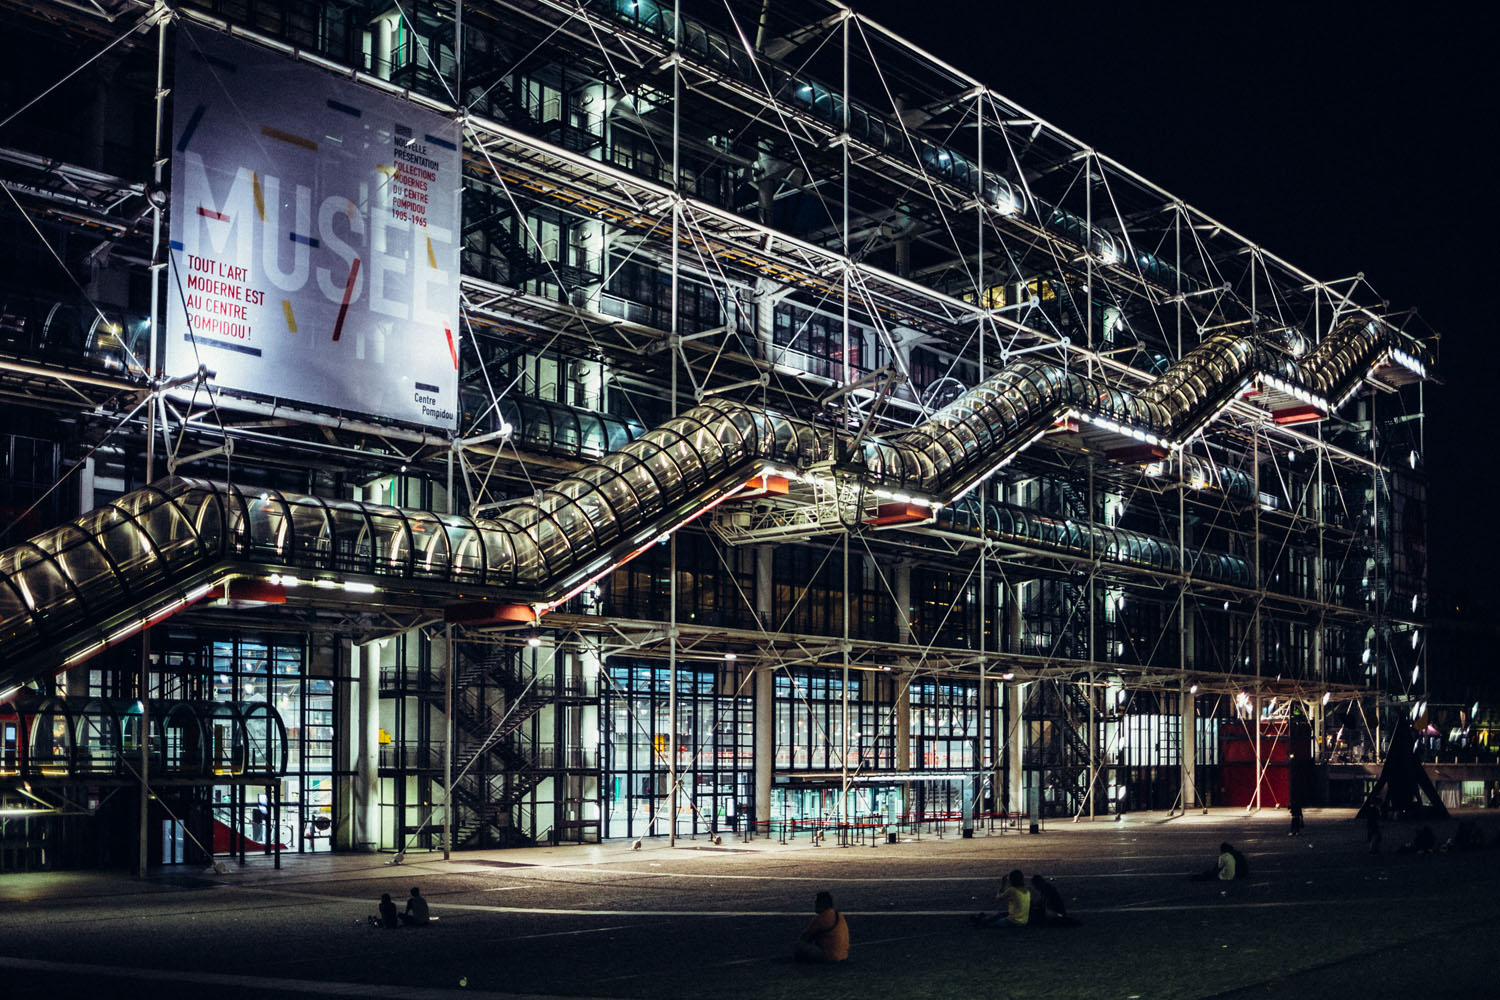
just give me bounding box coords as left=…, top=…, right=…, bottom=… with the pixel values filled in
left=415, top=382, right=440, bottom=392
left=169, top=240, right=184, bottom=251
left=186, top=334, right=262, bottom=357
left=289, top=232, right=320, bottom=248
left=425, top=133, right=457, bottom=151
left=191, top=51, right=237, bottom=72
left=327, top=99, right=362, bottom=118
left=176, top=104, right=207, bottom=152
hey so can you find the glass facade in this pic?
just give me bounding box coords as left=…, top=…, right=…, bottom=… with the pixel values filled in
left=0, top=0, right=1438, bottom=867
left=602, top=662, right=753, bottom=839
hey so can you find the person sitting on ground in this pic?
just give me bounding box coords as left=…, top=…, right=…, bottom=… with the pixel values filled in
left=1451, top=819, right=1485, bottom=851
left=375, top=891, right=399, bottom=928
left=1228, top=843, right=1250, bottom=879
left=974, top=869, right=1030, bottom=927
left=1029, top=874, right=1079, bottom=926
left=794, top=891, right=849, bottom=963
left=1191, top=842, right=1237, bottom=882
left=401, top=886, right=430, bottom=926
left=1398, top=825, right=1437, bottom=855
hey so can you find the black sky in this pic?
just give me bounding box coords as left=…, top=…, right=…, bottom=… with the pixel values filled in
left=850, top=1, right=1500, bottom=696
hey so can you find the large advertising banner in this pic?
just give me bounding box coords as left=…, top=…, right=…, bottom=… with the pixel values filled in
left=168, top=30, right=461, bottom=429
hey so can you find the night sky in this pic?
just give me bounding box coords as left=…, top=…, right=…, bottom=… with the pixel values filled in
left=851, top=1, right=1499, bottom=698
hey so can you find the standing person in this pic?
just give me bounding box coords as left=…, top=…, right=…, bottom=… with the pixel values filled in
left=1358, top=797, right=1383, bottom=854
left=793, top=891, right=849, bottom=963
left=973, top=869, right=1030, bottom=927
left=401, top=886, right=430, bottom=926
left=1190, top=842, right=1237, bottom=881
left=1288, top=804, right=1305, bottom=835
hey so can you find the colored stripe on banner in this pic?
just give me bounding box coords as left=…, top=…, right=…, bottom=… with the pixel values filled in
left=289, top=232, right=320, bottom=248
left=196, top=206, right=229, bottom=222
left=176, top=104, right=207, bottom=152
left=426, top=236, right=437, bottom=269
left=282, top=300, right=298, bottom=334
left=261, top=125, right=318, bottom=151
left=252, top=172, right=266, bottom=221
left=331, top=258, right=362, bottom=342
left=415, top=381, right=440, bottom=393
left=186, top=333, right=261, bottom=357
left=327, top=98, right=362, bottom=118
left=444, top=327, right=458, bottom=370
left=424, top=133, right=457, bottom=151
left=169, top=240, right=184, bottom=251
left=376, top=164, right=396, bottom=177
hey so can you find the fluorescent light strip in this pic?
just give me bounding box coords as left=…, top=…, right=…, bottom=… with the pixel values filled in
left=1070, top=409, right=1167, bottom=448
left=64, top=581, right=221, bottom=669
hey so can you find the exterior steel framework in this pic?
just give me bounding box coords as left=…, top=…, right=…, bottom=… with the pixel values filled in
left=0, top=0, right=1433, bottom=864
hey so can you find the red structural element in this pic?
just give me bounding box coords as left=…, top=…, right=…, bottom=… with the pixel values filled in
left=1217, top=720, right=1311, bottom=807
left=1272, top=405, right=1323, bottom=425
left=1048, top=416, right=1080, bottom=435
left=864, top=502, right=930, bottom=527
left=444, top=601, right=536, bottom=626
left=1105, top=443, right=1168, bottom=464
left=734, top=474, right=789, bottom=500
left=212, top=816, right=284, bottom=854
left=205, top=579, right=286, bottom=607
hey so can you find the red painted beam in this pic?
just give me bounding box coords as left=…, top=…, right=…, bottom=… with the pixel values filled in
left=1272, top=405, right=1323, bottom=425
left=864, top=502, right=930, bottom=527
left=444, top=601, right=536, bottom=626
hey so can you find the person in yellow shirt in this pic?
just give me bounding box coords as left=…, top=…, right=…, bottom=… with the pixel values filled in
left=794, top=891, right=850, bottom=962
left=973, top=869, right=1030, bottom=928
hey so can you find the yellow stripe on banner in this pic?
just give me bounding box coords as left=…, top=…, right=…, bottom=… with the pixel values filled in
left=376, top=164, right=396, bottom=177
left=252, top=172, right=266, bottom=221
left=426, top=236, right=437, bottom=269
left=261, top=125, right=318, bottom=151
left=282, top=300, right=297, bottom=333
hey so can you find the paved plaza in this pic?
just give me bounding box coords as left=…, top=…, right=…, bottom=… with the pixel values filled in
left=1, top=807, right=1496, bottom=999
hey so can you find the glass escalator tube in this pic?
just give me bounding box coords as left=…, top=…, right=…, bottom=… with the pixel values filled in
left=0, top=313, right=1433, bottom=695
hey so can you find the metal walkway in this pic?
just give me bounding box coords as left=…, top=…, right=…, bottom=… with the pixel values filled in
left=0, top=316, right=1427, bottom=699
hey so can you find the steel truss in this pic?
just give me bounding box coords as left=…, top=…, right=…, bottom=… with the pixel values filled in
left=0, top=0, right=1433, bottom=847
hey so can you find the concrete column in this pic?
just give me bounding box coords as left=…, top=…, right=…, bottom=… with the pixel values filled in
left=1005, top=583, right=1023, bottom=655
left=1086, top=680, right=1098, bottom=818
left=894, top=561, right=912, bottom=644
left=373, top=18, right=391, bottom=79
left=1312, top=696, right=1324, bottom=762
left=353, top=641, right=379, bottom=851
left=755, top=544, right=774, bottom=628
left=1181, top=685, right=1197, bottom=810
left=753, top=545, right=775, bottom=831
left=895, top=674, right=911, bottom=773
left=1006, top=681, right=1026, bottom=820
left=77, top=456, right=95, bottom=514
left=753, top=278, right=777, bottom=367
left=754, top=666, right=773, bottom=833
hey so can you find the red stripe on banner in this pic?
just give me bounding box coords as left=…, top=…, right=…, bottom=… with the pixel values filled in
left=196, top=206, right=229, bottom=222
left=444, top=327, right=458, bottom=370
left=331, top=258, right=361, bottom=342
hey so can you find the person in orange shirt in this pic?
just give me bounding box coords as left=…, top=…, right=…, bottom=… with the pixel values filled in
left=794, top=891, right=850, bottom=963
